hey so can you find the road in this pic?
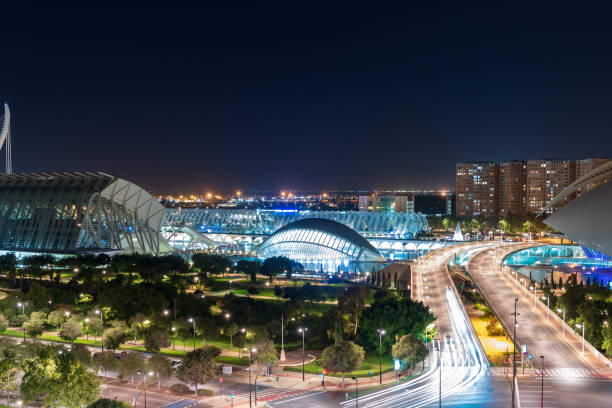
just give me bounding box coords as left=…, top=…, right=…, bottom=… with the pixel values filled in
left=271, top=243, right=509, bottom=408
left=467, top=244, right=612, bottom=408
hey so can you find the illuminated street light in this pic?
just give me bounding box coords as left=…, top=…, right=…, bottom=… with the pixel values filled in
left=298, top=328, right=308, bottom=381
left=188, top=318, right=196, bottom=351
left=377, top=329, right=386, bottom=384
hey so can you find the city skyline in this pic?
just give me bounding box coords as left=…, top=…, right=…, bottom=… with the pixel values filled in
left=3, top=3, right=612, bottom=192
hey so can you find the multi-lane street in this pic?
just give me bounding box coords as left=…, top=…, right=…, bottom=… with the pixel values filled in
left=468, top=244, right=612, bottom=408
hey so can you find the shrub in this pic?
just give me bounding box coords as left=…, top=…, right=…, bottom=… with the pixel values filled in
left=197, top=389, right=214, bottom=396
left=88, top=398, right=131, bottom=408
left=170, top=383, right=191, bottom=394
left=247, top=286, right=259, bottom=295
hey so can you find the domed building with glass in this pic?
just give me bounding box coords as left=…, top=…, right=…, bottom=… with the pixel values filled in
left=256, top=218, right=385, bottom=263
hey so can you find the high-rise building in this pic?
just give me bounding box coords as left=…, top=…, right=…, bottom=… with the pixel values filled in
left=455, top=162, right=500, bottom=217
left=526, top=160, right=576, bottom=214
left=499, top=160, right=527, bottom=217
left=575, top=157, right=611, bottom=196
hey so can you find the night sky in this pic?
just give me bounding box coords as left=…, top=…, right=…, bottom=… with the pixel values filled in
left=2, top=3, right=612, bottom=193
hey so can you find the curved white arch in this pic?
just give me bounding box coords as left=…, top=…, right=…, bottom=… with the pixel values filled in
left=0, top=104, right=11, bottom=174
left=539, top=160, right=612, bottom=215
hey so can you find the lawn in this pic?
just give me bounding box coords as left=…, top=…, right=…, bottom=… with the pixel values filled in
left=284, top=352, right=396, bottom=378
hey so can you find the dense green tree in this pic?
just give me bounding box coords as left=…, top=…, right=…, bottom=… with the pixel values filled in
left=69, top=343, right=92, bottom=367
left=103, top=327, right=126, bottom=351
left=144, top=326, right=171, bottom=353
left=0, top=314, right=8, bottom=332
left=119, top=352, right=146, bottom=384
left=356, top=290, right=435, bottom=352
left=147, top=353, right=174, bottom=391
left=60, top=320, right=82, bottom=343
left=88, top=398, right=131, bottom=408
left=0, top=342, right=20, bottom=406
left=255, top=339, right=278, bottom=376
left=261, top=257, right=303, bottom=281
left=94, top=351, right=119, bottom=376
left=224, top=322, right=239, bottom=348
left=24, top=311, right=47, bottom=339
left=191, top=253, right=232, bottom=278
left=47, top=309, right=68, bottom=329
left=176, top=345, right=220, bottom=394
left=392, top=334, right=428, bottom=372
left=320, top=341, right=365, bottom=387
left=338, top=285, right=370, bottom=335
left=236, top=260, right=261, bottom=282
left=87, top=317, right=104, bottom=342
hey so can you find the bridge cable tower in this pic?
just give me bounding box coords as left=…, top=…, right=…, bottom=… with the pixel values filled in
left=0, top=103, right=12, bottom=174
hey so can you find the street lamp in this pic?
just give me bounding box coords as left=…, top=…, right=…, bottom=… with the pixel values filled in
left=95, top=309, right=105, bottom=351
left=84, top=318, right=90, bottom=340
left=557, top=308, right=566, bottom=338
left=16, top=302, right=27, bottom=343
left=245, top=347, right=257, bottom=408
left=171, top=327, right=176, bottom=350
left=298, top=327, right=308, bottom=381
left=511, top=298, right=520, bottom=408
left=575, top=323, right=585, bottom=355
left=188, top=318, right=196, bottom=351
left=377, top=329, right=386, bottom=384
left=436, top=345, right=441, bottom=408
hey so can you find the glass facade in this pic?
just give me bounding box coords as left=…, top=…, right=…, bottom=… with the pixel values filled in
left=256, top=218, right=385, bottom=263
left=0, top=172, right=167, bottom=254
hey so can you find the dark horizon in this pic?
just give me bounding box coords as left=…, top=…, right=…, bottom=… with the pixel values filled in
left=2, top=3, right=612, bottom=194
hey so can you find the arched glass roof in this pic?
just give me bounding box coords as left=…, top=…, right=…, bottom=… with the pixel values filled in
left=256, top=218, right=385, bottom=262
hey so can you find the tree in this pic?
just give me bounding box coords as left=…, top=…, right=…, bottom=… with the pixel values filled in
left=320, top=341, right=365, bottom=387
left=255, top=339, right=278, bottom=376
left=69, top=343, right=92, bottom=367
left=120, top=352, right=145, bottom=384
left=89, top=398, right=131, bottom=408
left=391, top=334, right=428, bottom=373
left=274, top=285, right=283, bottom=300
left=60, top=320, right=82, bottom=343
left=147, top=354, right=174, bottom=391
left=236, top=260, right=261, bottom=283
left=0, top=344, right=20, bottom=406
left=356, top=290, right=435, bottom=352
left=21, top=347, right=100, bottom=408
left=339, top=286, right=370, bottom=335
left=24, top=311, right=47, bottom=339
left=261, top=257, right=303, bottom=282
left=47, top=310, right=68, bottom=329
left=176, top=346, right=219, bottom=394
left=103, top=327, right=126, bottom=351
left=0, top=314, right=8, bottom=332
left=603, top=327, right=612, bottom=357
left=191, top=253, right=232, bottom=278
left=224, top=322, right=239, bottom=349
left=88, top=317, right=104, bottom=342
left=94, top=351, right=118, bottom=377
left=144, top=326, right=171, bottom=353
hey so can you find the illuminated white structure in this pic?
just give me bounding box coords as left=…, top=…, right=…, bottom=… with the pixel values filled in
left=452, top=222, right=464, bottom=241
left=256, top=218, right=385, bottom=263
left=0, top=103, right=12, bottom=174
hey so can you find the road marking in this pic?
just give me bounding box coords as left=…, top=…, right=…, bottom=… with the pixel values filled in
left=271, top=391, right=326, bottom=404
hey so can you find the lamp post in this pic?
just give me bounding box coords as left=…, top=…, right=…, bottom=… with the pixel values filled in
left=377, top=329, right=386, bottom=384
left=557, top=309, right=565, bottom=338
left=298, top=327, right=308, bottom=381
left=95, top=309, right=104, bottom=351
left=188, top=318, right=196, bottom=351
left=540, top=356, right=544, bottom=408
left=511, top=298, right=520, bottom=408
left=280, top=314, right=286, bottom=362
left=245, top=347, right=257, bottom=408
left=575, top=323, right=585, bottom=355
left=171, top=327, right=176, bottom=350
left=84, top=318, right=90, bottom=340
left=16, top=302, right=27, bottom=343
left=240, top=328, right=246, bottom=358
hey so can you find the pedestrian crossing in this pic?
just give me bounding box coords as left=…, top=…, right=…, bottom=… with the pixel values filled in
left=232, top=386, right=304, bottom=401
left=518, top=379, right=558, bottom=408
left=534, top=368, right=604, bottom=378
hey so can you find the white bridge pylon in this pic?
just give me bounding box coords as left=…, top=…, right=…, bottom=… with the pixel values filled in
left=0, top=103, right=12, bottom=174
